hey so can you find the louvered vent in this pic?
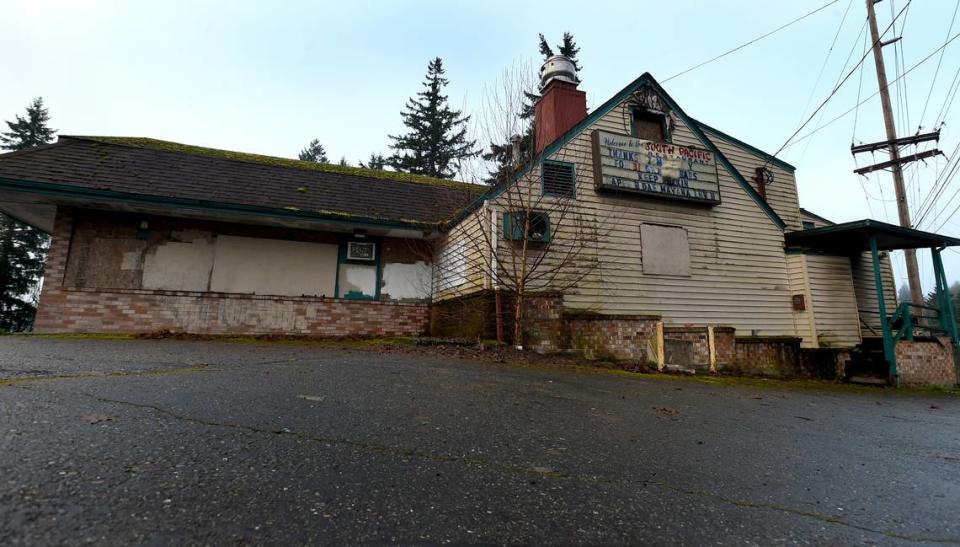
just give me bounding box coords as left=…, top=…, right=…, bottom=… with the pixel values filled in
left=542, top=161, right=576, bottom=198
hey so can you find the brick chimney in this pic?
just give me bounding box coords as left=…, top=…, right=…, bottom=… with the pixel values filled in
left=534, top=55, right=587, bottom=155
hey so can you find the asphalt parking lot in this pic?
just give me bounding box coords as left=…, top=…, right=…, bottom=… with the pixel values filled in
left=0, top=337, right=958, bottom=545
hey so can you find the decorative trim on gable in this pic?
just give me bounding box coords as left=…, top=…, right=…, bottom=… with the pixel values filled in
left=445, top=73, right=789, bottom=232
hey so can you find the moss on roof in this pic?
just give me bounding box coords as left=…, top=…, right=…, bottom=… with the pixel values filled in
left=65, top=136, right=486, bottom=193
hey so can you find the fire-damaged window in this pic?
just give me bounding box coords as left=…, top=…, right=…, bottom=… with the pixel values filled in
left=640, top=223, right=690, bottom=276
left=504, top=211, right=550, bottom=243
left=632, top=109, right=668, bottom=142
left=542, top=160, right=576, bottom=198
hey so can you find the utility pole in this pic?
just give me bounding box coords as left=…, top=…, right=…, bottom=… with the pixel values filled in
left=864, top=0, right=923, bottom=306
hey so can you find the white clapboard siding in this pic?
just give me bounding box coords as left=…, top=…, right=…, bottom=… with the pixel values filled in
left=804, top=254, right=862, bottom=347
left=433, top=208, right=489, bottom=299
left=786, top=254, right=816, bottom=347
left=482, top=100, right=800, bottom=337
left=701, top=128, right=802, bottom=232
left=850, top=252, right=898, bottom=334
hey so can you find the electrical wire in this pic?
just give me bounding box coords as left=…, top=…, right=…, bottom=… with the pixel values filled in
left=767, top=1, right=913, bottom=164
left=784, top=26, right=960, bottom=149
left=919, top=0, right=960, bottom=127
left=663, top=0, right=839, bottom=82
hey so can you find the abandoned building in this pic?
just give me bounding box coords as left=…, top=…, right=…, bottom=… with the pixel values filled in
left=1, top=55, right=958, bottom=386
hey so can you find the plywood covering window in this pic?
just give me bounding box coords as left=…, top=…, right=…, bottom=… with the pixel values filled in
left=640, top=224, right=690, bottom=276
left=632, top=109, right=667, bottom=141
left=210, top=235, right=338, bottom=297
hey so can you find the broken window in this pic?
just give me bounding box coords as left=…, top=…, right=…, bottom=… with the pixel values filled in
left=632, top=109, right=668, bottom=142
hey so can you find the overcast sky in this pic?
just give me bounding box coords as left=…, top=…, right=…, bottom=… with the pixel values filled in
left=3, top=0, right=959, bottom=291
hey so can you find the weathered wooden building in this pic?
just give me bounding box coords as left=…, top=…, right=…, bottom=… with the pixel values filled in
left=1, top=56, right=957, bottom=385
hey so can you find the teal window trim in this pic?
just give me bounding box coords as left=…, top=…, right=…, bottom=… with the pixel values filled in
left=541, top=160, right=577, bottom=199
left=503, top=211, right=551, bottom=243
left=336, top=237, right=382, bottom=300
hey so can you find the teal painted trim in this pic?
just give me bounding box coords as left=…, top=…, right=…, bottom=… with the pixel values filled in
left=694, top=119, right=796, bottom=173
left=446, top=73, right=788, bottom=232
left=503, top=211, right=550, bottom=243
left=933, top=248, right=960, bottom=349
left=541, top=159, right=577, bottom=199
left=336, top=238, right=381, bottom=300
left=0, top=177, right=436, bottom=232
left=870, top=235, right=898, bottom=384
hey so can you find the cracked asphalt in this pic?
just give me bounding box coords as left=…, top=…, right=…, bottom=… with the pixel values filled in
left=1, top=338, right=958, bottom=545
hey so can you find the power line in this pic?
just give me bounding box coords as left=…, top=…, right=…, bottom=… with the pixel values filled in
left=663, top=0, right=839, bottom=83
left=919, top=0, right=960, bottom=126
left=784, top=26, right=960, bottom=150
left=768, top=1, right=912, bottom=164
left=796, top=0, right=855, bottom=123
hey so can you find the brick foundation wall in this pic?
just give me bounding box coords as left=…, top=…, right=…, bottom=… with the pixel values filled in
left=34, top=287, right=428, bottom=337
left=566, top=314, right=662, bottom=364
left=33, top=209, right=428, bottom=337
left=896, top=337, right=958, bottom=387
left=429, top=291, right=565, bottom=349
left=731, top=337, right=803, bottom=377
left=713, top=327, right=736, bottom=366
left=663, top=327, right=709, bottom=365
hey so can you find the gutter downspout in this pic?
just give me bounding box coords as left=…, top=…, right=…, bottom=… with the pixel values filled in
left=489, top=200, right=504, bottom=345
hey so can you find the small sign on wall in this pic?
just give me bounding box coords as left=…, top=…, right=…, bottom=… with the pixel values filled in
left=591, top=129, right=721, bottom=204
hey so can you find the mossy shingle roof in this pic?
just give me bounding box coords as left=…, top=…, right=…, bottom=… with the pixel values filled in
left=0, top=136, right=486, bottom=227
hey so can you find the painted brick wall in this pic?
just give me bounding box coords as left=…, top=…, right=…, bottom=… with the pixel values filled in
left=34, top=209, right=428, bottom=337
left=896, top=338, right=958, bottom=387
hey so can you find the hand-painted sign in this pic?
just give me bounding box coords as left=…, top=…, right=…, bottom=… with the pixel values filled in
left=591, top=130, right=721, bottom=204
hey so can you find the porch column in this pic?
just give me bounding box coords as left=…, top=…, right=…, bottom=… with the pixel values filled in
left=932, top=247, right=960, bottom=345
left=870, top=234, right=898, bottom=383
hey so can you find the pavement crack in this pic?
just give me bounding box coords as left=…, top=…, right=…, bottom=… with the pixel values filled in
left=0, top=364, right=212, bottom=385
left=13, top=384, right=959, bottom=544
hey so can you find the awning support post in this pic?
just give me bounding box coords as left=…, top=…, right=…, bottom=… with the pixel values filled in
left=932, top=247, right=959, bottom=345
left=870, top=235, right=898, bottom=384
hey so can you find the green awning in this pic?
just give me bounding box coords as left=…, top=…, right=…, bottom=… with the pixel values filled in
left=785, top=219, right=960, bottom=253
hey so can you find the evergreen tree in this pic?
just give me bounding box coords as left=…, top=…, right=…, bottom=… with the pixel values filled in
left=388, top=57, right=478, bottom=179
left=0, top=97, right=55, bottom=150
left=338, top=156, right=348, bottom=167
left=897, top=283, right=912, bottom=304
left=360, top=153, right=386, bottom=170
left=298, top=139, right=328, bottom=163
left=484, top=33, right=581, bottom=184
left=0, top=97, right=54, bottom=331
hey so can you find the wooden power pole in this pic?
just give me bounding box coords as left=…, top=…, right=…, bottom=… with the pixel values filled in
left=863, top=0, right=924, bottom=306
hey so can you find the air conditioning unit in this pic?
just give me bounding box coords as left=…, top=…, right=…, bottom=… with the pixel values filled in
left=347, top=241, right=376, bottom=261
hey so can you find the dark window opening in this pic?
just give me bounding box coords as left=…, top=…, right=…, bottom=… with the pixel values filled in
left=802, top=221, right=816, bottom=230
left=542, top=160, right=576, bottom=198
left=632, top=109, right=667, bottom=141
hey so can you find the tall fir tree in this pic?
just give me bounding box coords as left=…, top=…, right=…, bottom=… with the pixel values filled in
left=0, top=97, right=54, bottom=331
left=484, top=33, right=581, bottom=185
left=0, top=97, right=55, bottom=150
left=298, top=139, right=328, bottom=163
left=388, top=57, right=478, bottom=179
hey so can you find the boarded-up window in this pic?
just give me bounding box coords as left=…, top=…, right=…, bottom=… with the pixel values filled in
left=640, top=224, right=690, bottom=276
left=632, top=110, right=666, bottom=141
left=209, top=235, right=338, bottom=297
